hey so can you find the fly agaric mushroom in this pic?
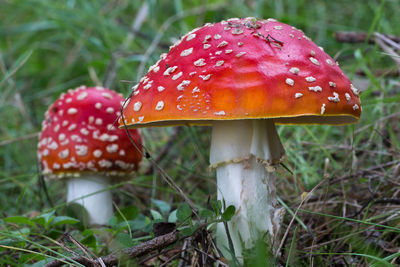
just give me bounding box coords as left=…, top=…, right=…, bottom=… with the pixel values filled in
left=119, top=18, right=361, bottom=258
left=38, top=86, right=142, bottom=225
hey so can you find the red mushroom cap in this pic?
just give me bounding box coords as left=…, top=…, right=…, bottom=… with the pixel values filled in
left=120, top=18, right=361, bottom=128
left=38, top=86, right=142, bottom=179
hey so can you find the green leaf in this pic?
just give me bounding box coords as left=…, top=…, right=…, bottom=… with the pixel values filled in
left=108, top=216, right=118, bottom=228
left=19, top=253, right=46, bottom=264
left=129, top=214, right=150, bottom=231
left=150, top=209, right=163, bottom=220
left=115, top=205, right=139, bottom=221
left=4, top=216, right=35, bottom=226
left=168, top=210, right=177, bottom=223
left=199, top=209, right=214, bottom=219
left=11, top=227, right=30, bottom=237
left=80, top=234, right=97, bottom=248
left=115, top=221, right=131, bottom=231
left=151, top=199, right=171, bottom=215
left=180, top=226, right=194, bottom=236
left=30, top=259, right=50, bottom=267
left=180, top=222, right=198, bottom=236
left=222, top=205, right=236, bottom=221
left=176, top=203, right=191, bottom=222
left=116, top=233, right=135, bottom=248
left=33, top=210, right=55, bottom=228
left=66, top=203, right=89, bottom=225
left=51, top=216, right=80, bottom=226
left=0, top=238, right=16, bottom=246
left=211, top=200, right=222, bottom=216
left=82, top=229, right=94, bottom=236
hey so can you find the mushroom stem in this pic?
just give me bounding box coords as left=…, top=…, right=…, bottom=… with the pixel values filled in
left=210, top=119, right=285, bottom=259
left=66, top=176, right=113, bottom=226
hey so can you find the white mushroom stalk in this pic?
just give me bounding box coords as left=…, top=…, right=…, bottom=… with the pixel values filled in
left=210, top=119, right=285, bottom=258
left=66, top=176, right=113, bottom=225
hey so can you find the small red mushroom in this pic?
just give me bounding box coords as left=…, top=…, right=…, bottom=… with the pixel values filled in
left=120, top=18, right=361, bottom=258
left=38, top=86, right=142, bottom=225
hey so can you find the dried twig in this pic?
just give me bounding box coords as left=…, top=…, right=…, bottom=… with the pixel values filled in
left=374, top=32, right=400, bottom=69
left=44, top=231, right=179, bottom=267
left=63, top=233, right=99, bottom=265
left=334, top=31, right=400, bottom=44
left=374, top=32, right=400, bottom=51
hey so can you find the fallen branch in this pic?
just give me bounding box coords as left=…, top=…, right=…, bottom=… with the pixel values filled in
left=334, top=31, right=400, bottom=44
left=44, top=231, right=179, bottom=267
left=374, top=32, right=400, bottom=68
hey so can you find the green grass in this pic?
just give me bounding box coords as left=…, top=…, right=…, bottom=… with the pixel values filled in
left=1, top=0, right=400, bottom=266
